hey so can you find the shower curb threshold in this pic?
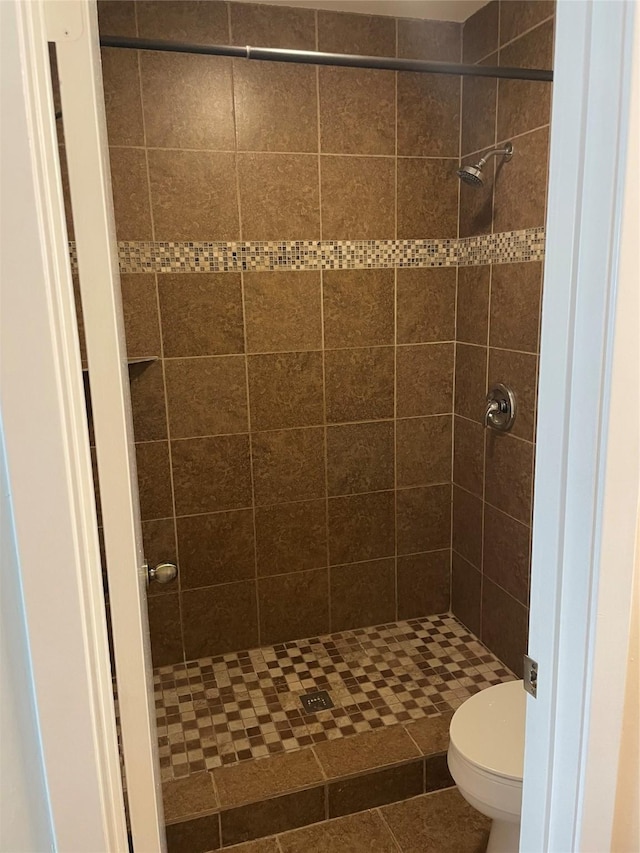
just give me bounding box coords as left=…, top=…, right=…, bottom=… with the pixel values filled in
left=163, top=713, right=457, bottom=849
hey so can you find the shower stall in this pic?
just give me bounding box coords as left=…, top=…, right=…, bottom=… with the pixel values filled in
left=53, top=0, right=555, bottom=849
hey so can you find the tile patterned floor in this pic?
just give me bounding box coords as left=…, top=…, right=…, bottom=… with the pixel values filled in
left=226, top=788, right=490, bottom=853
left=141, top=614, right=514, bottom=782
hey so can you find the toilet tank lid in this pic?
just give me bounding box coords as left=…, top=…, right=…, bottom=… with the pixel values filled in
left=449, top=680, right=526, bottom=781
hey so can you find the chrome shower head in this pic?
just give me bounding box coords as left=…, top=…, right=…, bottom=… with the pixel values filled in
left=457, top=142, right=514, bottom=188
left=457, top=164, right=485, bottom=187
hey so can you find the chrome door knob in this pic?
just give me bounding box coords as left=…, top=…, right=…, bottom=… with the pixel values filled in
left=147, top=562, right=178, bottom=585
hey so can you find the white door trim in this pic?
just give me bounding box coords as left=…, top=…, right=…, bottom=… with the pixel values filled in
left=1, top=0, right=126, bottom=849
left=522, top=1, right=639, bottom=851
left=49, top=0, right=166, bottom=849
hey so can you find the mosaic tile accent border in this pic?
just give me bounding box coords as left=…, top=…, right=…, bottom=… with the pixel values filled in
left=120, top=614, right=515, bottom=782
left=69, top=227, right=544, bottom=274
left=457, top=227, right=546, bottom=266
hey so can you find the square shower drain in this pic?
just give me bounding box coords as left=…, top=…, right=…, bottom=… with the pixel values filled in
left=300, top=690, right=334, bottom=713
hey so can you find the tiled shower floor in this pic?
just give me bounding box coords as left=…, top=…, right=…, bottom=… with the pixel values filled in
left=147, top=614, right=515, bottom=783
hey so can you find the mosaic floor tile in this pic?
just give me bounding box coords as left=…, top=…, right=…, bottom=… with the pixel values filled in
left=138, top=613, right=515, bottom=783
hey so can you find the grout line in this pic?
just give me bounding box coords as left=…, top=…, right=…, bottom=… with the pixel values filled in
left=450, top=272, right=458, bottom=613
left=392, top=319, right=400, bottom=619
left=393, top=17, right=399, bottom=622
left=376, top=806, right=406, bottom=852
left=403, top=721, right=426, bottom=756
left=226, top=0, right=233, bottom=45
left=454, top=479, right=532, bottom=529
left=527, top=265, right=545, bottom=603
left=98, top=253, right=546, bottom=275
left=170, top=545, right=452, bottom=593
left=479, top=278, right=492, bottom=642
left=310, top=745, right=328, bottom=782
left=314, top=10, right=333, bottom=633
left=450, top=413, right=535, bottom=446
left=137, top=339, right=540, bottom=363
left=454, top=341, right=540, bottom=358
left=106, top=143, right=460, bottom=161
left=135, top=414, right=456, bottom=444
left=492, top=59, right=499, bottom=173
left=230, top=32, right=263, bottom=646
left=148, top=479, right=454, bottom=509
left=491, top=0, right=499, bottom=238
left=96, top=228, right=544, bottom=248
left=499, top=14, right=556, bottom=56
left=451, top=549, right=481, bottom=575
left=160, top=341, right=458, bottom=359
left=141, top=492, right=461, bottom=524
left=163, top=609, right=503, bottom=669
left=209, top=771, right=222, bottom=811
left=462, top=122, right=551, bottom=160
left=473, top=13, right=556, bottom=67
left=477, top=1, right=502, bottom=643
left=393, top=267, right=399, bottom=622
left=228, top=1, right=262, bottom=650
left=454, top=546, right=529, bottom=612
left=239, top=273, right=261, bottom=641
left=451, top=24, right=463, bottom=615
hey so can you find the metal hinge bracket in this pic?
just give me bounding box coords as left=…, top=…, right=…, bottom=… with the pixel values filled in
left=523, top=654, right=538, bottom=698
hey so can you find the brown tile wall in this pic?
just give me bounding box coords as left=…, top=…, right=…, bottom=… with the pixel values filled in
left=92, top=1, right=463, bottom=665
left=452, top=0, right=554, bottom=676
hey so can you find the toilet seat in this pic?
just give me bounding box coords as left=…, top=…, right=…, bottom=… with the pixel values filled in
left=449, top=680, right=526, bottom=781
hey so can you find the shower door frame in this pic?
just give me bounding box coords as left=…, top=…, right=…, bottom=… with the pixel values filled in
left=1, top=0, right=127, bottom=849
left=522, top=1, right=639, bottom=851
left=47, top=1, right=167, bottom=850
left=4, top=0, right=165, bottom=850
left=3, top=0, right=638, bottom=850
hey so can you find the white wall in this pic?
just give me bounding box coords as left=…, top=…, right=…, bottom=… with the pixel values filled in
left=612, top=530, right=639, bottom=852
left=0, top=420, right=54, bottom=852
left=611, top=8, right=640, bottom=846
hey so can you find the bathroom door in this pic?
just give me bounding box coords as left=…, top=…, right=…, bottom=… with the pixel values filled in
left=51, top=2, right=165, bottom=850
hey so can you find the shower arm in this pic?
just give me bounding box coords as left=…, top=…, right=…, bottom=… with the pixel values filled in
left=476, top=144, right=514, bottom=168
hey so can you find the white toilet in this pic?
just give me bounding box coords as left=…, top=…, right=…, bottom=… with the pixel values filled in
left=447, top=680, right=526, bottom=853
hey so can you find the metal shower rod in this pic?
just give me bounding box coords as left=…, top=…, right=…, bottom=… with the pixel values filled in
left=99, top=35, right=554, bottom=82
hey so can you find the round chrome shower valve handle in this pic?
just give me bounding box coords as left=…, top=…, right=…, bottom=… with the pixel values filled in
left=146, top=561, right=178, bottom=585
left=485, top=383, right=517, bottom=432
